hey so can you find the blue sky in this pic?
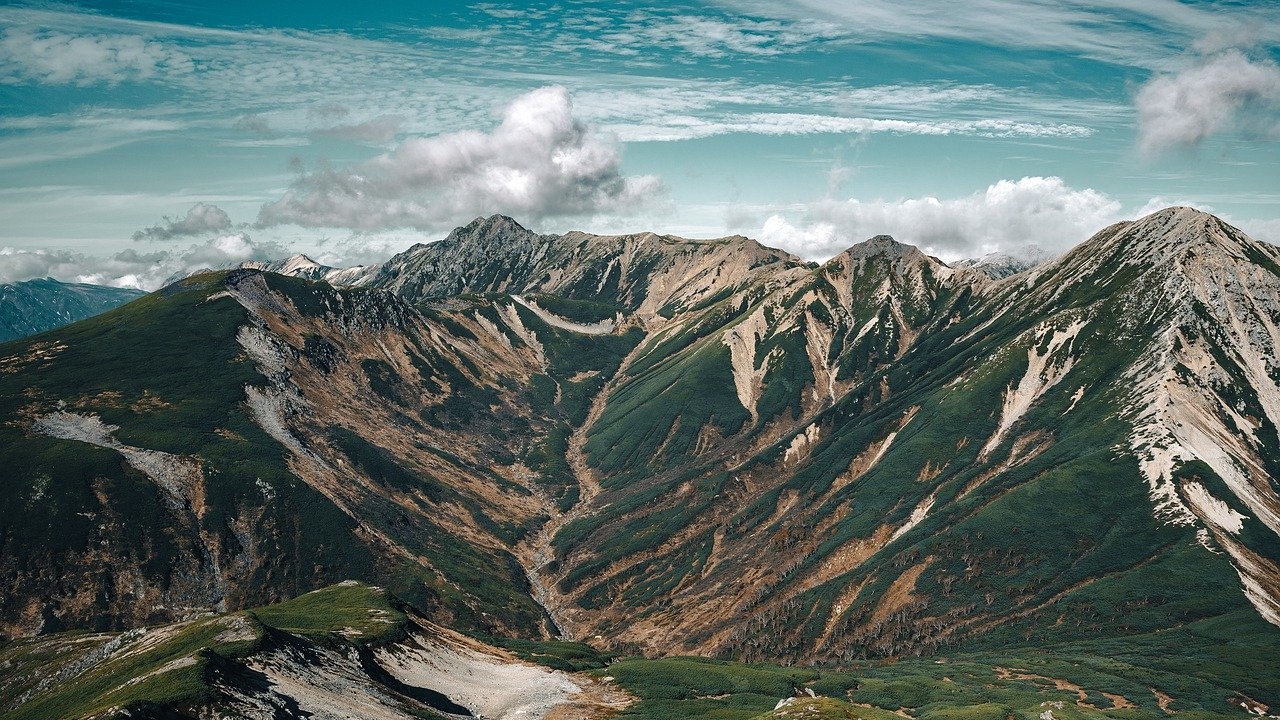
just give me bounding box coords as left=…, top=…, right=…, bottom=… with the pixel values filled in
left=1, top=0, right=1278, bottom=287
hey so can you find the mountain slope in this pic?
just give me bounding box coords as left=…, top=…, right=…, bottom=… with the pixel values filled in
left=0, top=268, right=621, bottom=639
left=0, top=581, right=623, bottom=720
left=2, top=208, right=1279, bottom=714
left=240, top=253, right=377, bottom=286
left=0, top=278, right=145, bottom=342
left=7, top=582, right=1276, bottom=719
left=538, top=208, right=1280, bottom=663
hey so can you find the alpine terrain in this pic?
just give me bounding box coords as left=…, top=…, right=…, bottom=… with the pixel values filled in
left=2, top=207, right=1279, bottom=719
left=0, top=278, right=145, bottom=343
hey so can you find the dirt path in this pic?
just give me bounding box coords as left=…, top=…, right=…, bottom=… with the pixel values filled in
left=515, top=326, right=652, bottom=640
left=994, top=667, right=1134, bottom=711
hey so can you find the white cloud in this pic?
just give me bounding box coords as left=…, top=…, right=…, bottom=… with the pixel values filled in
left=0, top=233, right=289, bottom=290
left=1242, top=217, right=1280, bottom=246
left=754, top=176, right=1124, bottom=261
left=605, top=112, right=1092, bottom=143
left=1136, top=49, right=1280, bottom=155
left=591, top=12, right=843, bottom=59
left=257, top=86, right=662, bottom=231
left=132, top=202, right=234, bottom=241
left=719, top=0, right=1280, bottom=71
left=311, top=114, right=404, bottom=144
left=0, top=27, right=192, bottom=85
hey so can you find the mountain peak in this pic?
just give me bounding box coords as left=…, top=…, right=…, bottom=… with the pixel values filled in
left=453, top=214, right=530, bottom=239
left=841, top=233, right=915, bottom=259
left=1140, top=204, right=1213, bottom=222
left=1114, top=205, right=1260, bottom=262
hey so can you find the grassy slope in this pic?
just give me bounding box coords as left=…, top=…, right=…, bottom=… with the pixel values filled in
left=1, top=273, right=615, bottom=642
left=4, top=588, right=1275, bottom=720
left=549, top=232, right=1276, bottom=672
left=0, top=273, right=377, bottom=634
left=605, top=610, right=1280, bottom=720
left=0, top=583, right=399, bottom=720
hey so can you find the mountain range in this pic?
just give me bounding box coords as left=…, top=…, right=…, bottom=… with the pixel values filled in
left=0, top=278, right=144, bottom=343
left=2, top=207, right=1279, bottom=719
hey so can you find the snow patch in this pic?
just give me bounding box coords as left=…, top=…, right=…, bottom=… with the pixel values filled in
left=723, top=307, right=771, bottom=420
left=498, top=301, right=548, bottom=368
left=784, top=423, right=822, bottom=465
left=890, top=493, right=937, bottom=543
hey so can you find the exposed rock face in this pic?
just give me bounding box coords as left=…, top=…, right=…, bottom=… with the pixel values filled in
left=1, top=207, right=1278, bottom=674
left=366, top=214, right=810, bottom=316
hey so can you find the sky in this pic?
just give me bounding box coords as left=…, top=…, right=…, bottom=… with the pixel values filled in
left=1, top=0, right=1278, bottom=289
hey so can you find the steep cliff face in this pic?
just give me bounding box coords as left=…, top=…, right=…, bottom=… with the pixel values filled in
left=2, top=209, right=1279, bottom=683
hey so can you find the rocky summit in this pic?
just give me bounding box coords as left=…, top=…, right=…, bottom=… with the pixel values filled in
left=3, top=208, right=1280, bottom=719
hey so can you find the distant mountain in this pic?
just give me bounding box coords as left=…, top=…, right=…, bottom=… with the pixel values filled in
left=239, top=253, right=377, bottom=286
left=0, top=278, right=145, bottom=343
left=952, top=245, right=1056, bottom=278
left=3, top=208, right=1280, bottom=717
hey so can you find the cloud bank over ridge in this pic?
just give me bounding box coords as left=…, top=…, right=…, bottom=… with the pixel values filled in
left=753, top=176, right=1126, bottom=261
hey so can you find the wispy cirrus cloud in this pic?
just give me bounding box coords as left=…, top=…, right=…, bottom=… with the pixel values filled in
left=717, top=0, right=1280, bottom=70
left=605, top=113, right=1092, bottom=143
left=585, top=12, right=843, bottom=59
left=310, top=113, right=404, bottom=144
left=570, top=81, right=1114, bottom=141
left=0, top=4, right=1125, bottom=151
left=258, top=86, right=663, bottom=231
left=470, top=4, right=843, bottom=60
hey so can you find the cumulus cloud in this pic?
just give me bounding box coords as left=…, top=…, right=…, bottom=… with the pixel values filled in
left=1136, top=48, right=1280, bottom=155
left=755, top=176, right=1124, bottom=261
left=0, top=28, right=192, bottom=85
left=132, top=202, right=234, bottom=242
left=1, top=233, right=290, bottom=290
left=258, top=86, right=662, bottom=231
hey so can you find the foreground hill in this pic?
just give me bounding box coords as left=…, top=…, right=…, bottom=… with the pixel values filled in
left=4, top=581, right=1273, bottom=719
left=0, top=581, right=624, bottom=720
left=0, top=278, right=144, bottom=342
left=1, top=208, right=1279, bottom=715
